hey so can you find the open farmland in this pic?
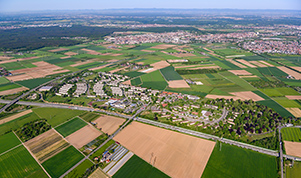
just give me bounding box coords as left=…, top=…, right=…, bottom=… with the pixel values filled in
left=0, top=82, right=22, bottom=92
left=64, top=159, right=93, bottom=178
left=89, top=168, right=108, bottom=178
left=286, top=108, right=301, bottom=117
left=0, top=145, right=48, bottom=178
left=286, top=161, right=301, bottom=178
left=284, top=141, right=301, bottom=158
left=55, top=117, right=87, bottom=137
left=79, top=112, right=100, bottom=122
left=42, top=146, right=84, bottom=178
left=94, top=115, right=125, bottom=135
left=0, top=109, right=32, bottom=125
left=0, top=132, right=21, bottom=154
left=281, top=127, right=301, bottom=142
left=114, top=122, right=215, bottom=178
left=0, top=77, right=9, bottom=84
left=66, top=125, right=102, bottom=149
left=33, top=107, right=85, bottom=127
left=25, top=129, right=70, bottom=163
left=160, top=66, right=182, bottom=81
left=202, top=143, right=278, bottom=178
left=113, top=155, right=169, bottom=178
left=0, top=86, right=28, bottom=95
left=140, top=70, right=168, bottom=90
left=16, top=78, right=52, bottom=89
left=0, top=112, right=41, bottom=136
left=167, top=80, right=190, bottom=88
left=257, top=100, right=293, bottom=118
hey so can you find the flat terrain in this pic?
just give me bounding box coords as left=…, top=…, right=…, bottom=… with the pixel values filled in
left=0, top=109, right=32, bottom=125
left=114, top=122, right=215, bottom=178
left=206, top=91, right=264, bottom=101
left=64, top=159, right=93, bottom=178
left=94, top=115, right=125, bottom=135
left=0, top=132, right=21, bottom=154
left=113, top=155, right=169, bottom=178
left=167, top=80, right=190, bottom=88
left=202, top=143, right=278, bottom=178
left=33, top=107, right=85, bottom=127
left=25, top=129, right=69, bottom=163
left=286, top=108, right=301, bottom=118
left=55, top=117, right=87, bottom=137
left=0, top=86, right=28, bottom=95
left=284, top=141, right=301, bottom=158
left=66, top=125, right=102, bottom=149
left=42, top=146, right=84, bottom=178
left=89, top=168, right=108, bottom=178
left=0, top=145, right=48, bottom=178
left=286, top=161, right=301, bottom=178
left=282, top=127, right=301, bottom=142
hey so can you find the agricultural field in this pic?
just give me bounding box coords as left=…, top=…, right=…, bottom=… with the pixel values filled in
left=0, top=132, right=21, bottom=154
left=160, top=66, right=182, bottom=81
left=114, top=122, right=215, bottom=178
left=122, top=71, right=144, bottom=78
left=90, top=139, right=115, bottom=160
left=202, top=143, right=278, bottom=178
left=16, top=78, right=52, bottom=89
left=89, top=168, right=108, bottom=178
left=24, top=129, right=69, bottom=163
left=42, top=146, right=84, bottom=178
left=113, top=155, right=169, bottom=178
left=64, top=159, right=93, bottom=178
left=131, top=77, right=142, bottom=86
left=79, top=112, right=100, bottom=122
left=66, top=125, right=102, bottom=149
left=140, top=70, right=168, bottom=90
left=281, top=127, right=301, bottom=142
left=0, top=77, right=9, bottom=84
left=93, top=115, right=125, bottom=135
left=55, top=117, right=87, bottom=137
left=0, top=112, right=41, bottom=135
left=286, top=161, right=301, bottom=178
left=0, top=82, right=22, bottom=91
left=33, top=107, right=85, bottom=127
left=257, top=100, right=293, bottom=118
left=0, top=145, right=48, bottom=178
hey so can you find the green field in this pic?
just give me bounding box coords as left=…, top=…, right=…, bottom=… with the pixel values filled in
left=79, top=112, right=100, bottom=122
left=257, top=100, right=293, bottom=118
left=0, top=132, right=21, bottom=154
left=33, top=107, right=85, bottom=127
left=0, top=77, right=9, bottom=84
left=257, top=67, right=287, bottom=77
left=63, top=159, right=93, bottom=178
left=273, top=98, right=301, bottom=108
left=252, top=90, right=271, bottom=100
left=0, top=62, right=26, bottom=70
left=281, top=127, right=301, bottom=142
left=202, top=143, right=278, bottom=178
left=213, top=48, right=252, bottom=57
left=140, top=70, right=168, bottom=90
left=55, top=117, right=87, bottom=137
left=123, top=71, right=145, bottom=78
left=113, top=155, right=169, bottom=178
left=275, top=87, right=300, bottom=96
left=16, top=78, right=52, bottom=89
left=286, top=161, right=301, bottom=178
left=131, top=77, right=142, bottom=86
left=0, top=82, right=22, bottom=91
left=42, top=146, right=84, bottom=178
left=0, top=145, right=48, bottom=178
left=259, top=88, right=284, bottom=97
left=160, top=66, right=182, bottom=81
left=0, top=112, right=41, bottom=136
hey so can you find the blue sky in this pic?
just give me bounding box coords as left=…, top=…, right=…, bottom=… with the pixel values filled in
left=0, top=0, right=300, bottom=12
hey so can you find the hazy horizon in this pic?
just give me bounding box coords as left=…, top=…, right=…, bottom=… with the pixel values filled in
left=1, top=0, right=300, bottom=12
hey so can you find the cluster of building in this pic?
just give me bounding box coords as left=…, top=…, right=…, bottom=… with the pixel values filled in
left=242, top=40, right=301, bottom=55
left=57, top=84, right=73, bottom=96
left=106, top=31, right=193, bottom=44
left=74, top=83, right=87, bottom=97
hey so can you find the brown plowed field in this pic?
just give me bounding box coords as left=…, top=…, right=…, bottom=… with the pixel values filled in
left=168, top=80, right=190, bottom=88
left=150, top=60, right=170, bottom=69
left=286, top=108, right=301, bottom=117
left=65, top=125, right=102, bottom=149
left=25, top=129, right=69, bottom=163
left=7, top=61, right=69, bottom=81
left=0, top=56, right=39, bottom=64
left=0, top=109, right=32, bottom=125
left=93, top=115, right=125, bottom=135
left=64, top=51, right=78, bottom=56
left=0, top=86, right=29, bottom=95
left=226, top=59, right=247, bottom=68
left=151, top=44, right=176, bottom=49
left=278, top=66, right=301, bottom=80
left=236, top=59, right=257, bottom=68
left=48, top=48, right=69, bottom=52
left=206, top=91, right=264, bottom=101
left=229, top=70, right=252, bottom=76
left=249, top=61, right=267, bottom=67
left=114, top=122, right=215, bottom=178
left=259, top=61, right=274, bottom=67
left=285, top=95, right=301, bottom=100
left=284, top=141, right=301, bottom=158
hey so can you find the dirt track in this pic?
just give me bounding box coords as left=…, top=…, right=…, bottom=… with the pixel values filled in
left=114, top=122, right=215, bottom=178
